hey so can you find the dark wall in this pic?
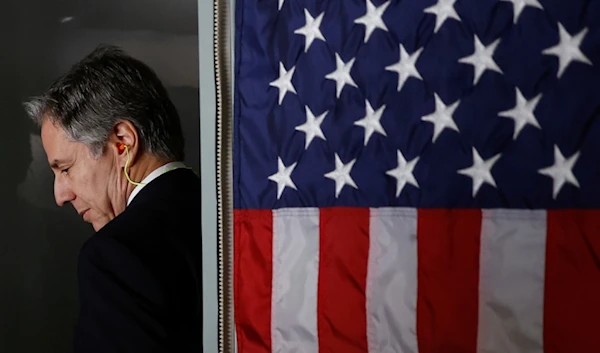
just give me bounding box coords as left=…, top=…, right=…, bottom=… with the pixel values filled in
left=0, top=1, right=199, bottom=352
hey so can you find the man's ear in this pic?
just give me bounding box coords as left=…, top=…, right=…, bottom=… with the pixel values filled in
left=108, top=120, right=139, bottom=167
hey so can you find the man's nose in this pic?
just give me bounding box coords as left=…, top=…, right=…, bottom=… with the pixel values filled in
left=54, top=178, right=75, bottom=206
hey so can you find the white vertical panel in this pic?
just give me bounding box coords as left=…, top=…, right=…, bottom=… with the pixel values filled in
left=367, top=208, right=419, bottom=353
left=198, top=0, right=218, bottom=352
left=478, top=209, right=546, bottom=353
left=272, top=208, right=320, bottom=353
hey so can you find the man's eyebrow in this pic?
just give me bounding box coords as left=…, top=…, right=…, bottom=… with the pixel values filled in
left=50, top=159, right=68, bottom=169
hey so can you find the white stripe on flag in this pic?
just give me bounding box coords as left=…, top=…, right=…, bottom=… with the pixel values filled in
left=477, top=209, right=546, bottom=353
left=367, top=208, right=419, bottom=353
left=272, top=208, right=320, bottom=353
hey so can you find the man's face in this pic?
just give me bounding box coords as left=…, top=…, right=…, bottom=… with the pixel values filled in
left=41, top=120, right=126, bottom=231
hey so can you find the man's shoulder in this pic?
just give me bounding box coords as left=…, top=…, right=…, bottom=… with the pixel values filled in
left=85, top=205, right=191, bottom=263
left=77, top=204, right=199, bottom=291
left=78, top=167, right=202, bottom=279
left=101, top=201, right=171, bottom=239
left=100, top=168, right=201, bottom=240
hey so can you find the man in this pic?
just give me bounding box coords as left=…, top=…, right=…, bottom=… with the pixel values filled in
left=24, top=45, right=203, bottom=352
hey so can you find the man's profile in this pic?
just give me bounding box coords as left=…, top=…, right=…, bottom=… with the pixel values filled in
left=24, top=44, right=202, bottom=352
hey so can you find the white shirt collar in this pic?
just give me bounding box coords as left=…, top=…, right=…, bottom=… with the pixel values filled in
left=127, top=161, right=187, bottom=206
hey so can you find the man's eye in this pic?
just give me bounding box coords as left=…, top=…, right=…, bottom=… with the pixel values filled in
left=61, top=168, right=70, bottom=174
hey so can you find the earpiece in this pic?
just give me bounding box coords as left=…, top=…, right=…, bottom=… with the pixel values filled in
left=121, top=144, right=146, bottom=187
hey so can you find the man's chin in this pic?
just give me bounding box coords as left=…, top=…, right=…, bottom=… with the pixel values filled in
left=91, top=218, right=111, bottom=232
left=92, top=223, right=102, bottom=232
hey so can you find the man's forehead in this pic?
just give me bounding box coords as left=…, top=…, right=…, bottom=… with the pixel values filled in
left=40, top=119, right=63, bottom=139
left=40, top=121, right=72, bottom=164
left=41, top=120, right=75, bottom=148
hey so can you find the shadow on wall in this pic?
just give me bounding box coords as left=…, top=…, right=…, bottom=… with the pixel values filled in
left=1, top=4, right=90, bottom=353
left=0, top=1, right=199, bottom=352
left=0, top=76, right=93, bottom=353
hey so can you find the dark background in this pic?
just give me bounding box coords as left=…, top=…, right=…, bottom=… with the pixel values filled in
left=0, top=1, right=199, bottom=351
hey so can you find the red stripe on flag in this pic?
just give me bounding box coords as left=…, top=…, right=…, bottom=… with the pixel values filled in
left=318, top=207, right=369, bottom=353
left=545, top=210, right=600, bottom=352
left=234, top=209, right=272, bottom=353
left=417, top=209, right=481, bottom=353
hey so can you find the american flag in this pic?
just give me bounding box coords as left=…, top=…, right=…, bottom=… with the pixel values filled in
left=232, top=0, right=600, bottom=352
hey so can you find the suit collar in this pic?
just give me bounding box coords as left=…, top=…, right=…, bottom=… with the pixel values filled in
left=127, top=161, right=187, bottom=206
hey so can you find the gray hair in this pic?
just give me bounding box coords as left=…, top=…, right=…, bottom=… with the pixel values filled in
left=24, top=44, right=185, bottom=161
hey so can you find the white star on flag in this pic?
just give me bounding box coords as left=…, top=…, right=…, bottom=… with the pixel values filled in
left=278, top=0, right=284, bottom=10
left=294, top=9, right=326, bottom=53
left=458, top=147, right=502, bottom=197
left=355, top=100, right=387, bottom=146
left=424, top=0, right=462, bottom=33
left=354, top=0, right=390, bottom=43
left=325, top=153, right=358, bottom=198
left=459, top=35, right=503, bottom=85
left=325, top=53, right=358, bottom=99
left=500, top=0, right=544, bottom=24
left=295, top=106, right=327, bottom=149
left=386, top=150, right=420, bottom=197
left=385, top=44, right=424, bottom=92
left=538, top=145, right=580, bottom=199
left=498, top=87, right=542, bottom=140
left=269, top=62, right=296, bottom=105
left=421, top=93, right=461, bottom=143
left=268, top=157, right=298, bottom=199
left=542, top=23, right=592, bottom=78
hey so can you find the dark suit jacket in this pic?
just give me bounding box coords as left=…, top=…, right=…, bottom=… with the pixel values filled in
left=73, top=168, right=202, bottom=352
